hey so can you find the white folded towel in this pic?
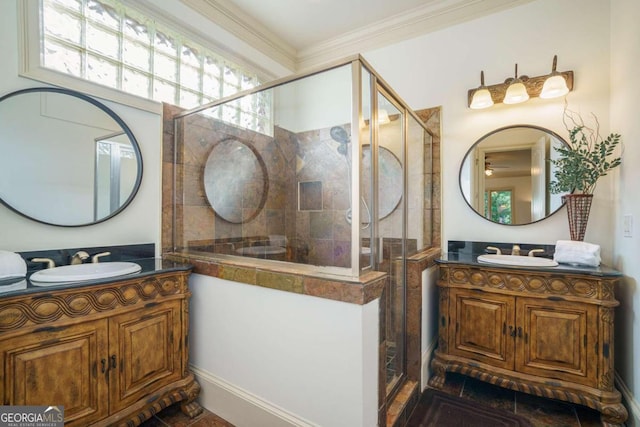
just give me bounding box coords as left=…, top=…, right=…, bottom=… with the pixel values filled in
left=0, top=251, right=27, bottom=279
left=553, top=240, right=601, bottom=267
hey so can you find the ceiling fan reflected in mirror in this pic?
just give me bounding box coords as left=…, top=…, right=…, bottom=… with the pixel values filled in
left=484, top=160, right=510, bottom=176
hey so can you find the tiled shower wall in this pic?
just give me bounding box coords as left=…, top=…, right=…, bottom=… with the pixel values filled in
left=162, top=104, right=441, bottom=262
left=163, top=104, right=356, bottom=267
left=162, top=104, right=440, bottom=267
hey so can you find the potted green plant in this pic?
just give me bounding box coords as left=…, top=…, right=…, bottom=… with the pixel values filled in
left=549, top=108, right=622, bottom=240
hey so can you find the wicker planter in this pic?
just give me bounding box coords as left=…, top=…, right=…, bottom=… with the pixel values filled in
left=562, top=194, right=593, bottom=241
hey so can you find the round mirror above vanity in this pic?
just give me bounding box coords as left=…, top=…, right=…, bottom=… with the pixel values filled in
left=459, top=125, right=570, bottom=225
left=0, top=87, right=142, bottom=227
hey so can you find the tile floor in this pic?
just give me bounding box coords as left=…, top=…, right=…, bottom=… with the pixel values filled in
left=142, top=372, right=610, bottom=427
left=140, top=404, right=234, bottom=427
left=409, top=372, right=606, bottom=427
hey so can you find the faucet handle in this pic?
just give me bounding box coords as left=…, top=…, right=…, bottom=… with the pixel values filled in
left=92, top=251, right=111, bottom=263
left=486, top=246, right=502, bottom=255
left=528, top=249, right=545, bottom=257
left=31, top=257, right=56, bottom=269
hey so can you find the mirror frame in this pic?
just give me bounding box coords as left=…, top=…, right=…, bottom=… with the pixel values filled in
left=0, top=87, right=143, bottom=227
left=459, top=124, right=568, bottom=226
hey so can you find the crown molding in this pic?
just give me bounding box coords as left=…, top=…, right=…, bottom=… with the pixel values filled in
left=297, top=0, right=536, bottom=70
left=180, top=0, right=535, bottom=72
left=180, top=0, right=297, bottom=71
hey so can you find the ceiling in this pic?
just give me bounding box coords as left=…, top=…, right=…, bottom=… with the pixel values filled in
left=180, top=0, right=535, bottom=71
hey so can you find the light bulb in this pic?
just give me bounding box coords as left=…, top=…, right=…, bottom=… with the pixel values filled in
left=469, top=71, right=494, bottom=109
left=470, top=88, right=493, bottom=109
left=504, top=81, right=529, bottom=104
left=540, top=56, right=569, bottom=99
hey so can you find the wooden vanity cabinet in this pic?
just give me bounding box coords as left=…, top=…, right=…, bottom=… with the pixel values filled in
left=430, top=263, right=627, bottom=427
left=0, top=270, right=202, bottom=426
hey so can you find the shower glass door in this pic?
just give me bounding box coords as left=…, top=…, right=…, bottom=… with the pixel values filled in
left=374, top=89, right=406, bottom=397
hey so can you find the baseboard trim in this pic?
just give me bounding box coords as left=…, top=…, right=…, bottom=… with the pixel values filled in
left=615, top=371, right=640, bottom=426
left=190, top=365, right=318, bottom=427
left=421, top=339, right=438, bottom=391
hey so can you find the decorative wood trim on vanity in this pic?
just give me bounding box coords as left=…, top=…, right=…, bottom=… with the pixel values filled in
left=430, top=263, right=628, bottom=427
left=0, top=273, right=186, bottom=333
left=0, top=270, right=202, bottom=427
left=442, top=264, right=618, bottom=304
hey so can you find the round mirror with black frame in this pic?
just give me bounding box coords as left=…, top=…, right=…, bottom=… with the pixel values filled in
left=0, top=87, right=143, bottom=227
left=459, top=125, right=570, bottom=225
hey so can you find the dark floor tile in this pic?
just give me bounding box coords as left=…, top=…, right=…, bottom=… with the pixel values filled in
left=189, top=413, right=235, bottom=427
left=573, top=404, right=604, bottom=427
left=140, top=416, right=168, bottom=427
left=515, top=392, right=579, bottom=427
left=139, top=404, right=234, bottom=427
left=460, top=376, right=516, bottom=412
left=437, top=372, right=465, bottom=397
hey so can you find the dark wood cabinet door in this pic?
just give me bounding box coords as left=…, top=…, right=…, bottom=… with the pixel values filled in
left=515, top=297, right=597, bottom=386
left=108, top=301, right=182, bottom=413
left=0, top=320, right=109, bottom=426
left=449, top=289, right=515, bottom=369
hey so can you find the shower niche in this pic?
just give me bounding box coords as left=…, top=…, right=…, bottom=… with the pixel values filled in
left=165, top=55, right=435, bottom=410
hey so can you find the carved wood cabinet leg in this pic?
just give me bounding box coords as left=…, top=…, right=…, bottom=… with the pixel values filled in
left=428, top=357, right=446, bottom=389
left=600, top=402, right=628, bottom=427
left=180, top=379, right=203, bottom=418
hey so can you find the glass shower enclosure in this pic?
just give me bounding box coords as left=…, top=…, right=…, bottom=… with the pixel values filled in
left=170, top=55, right=433, bottom=400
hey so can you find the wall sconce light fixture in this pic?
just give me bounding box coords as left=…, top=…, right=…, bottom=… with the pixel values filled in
left=468, top=55, right=574, bottom=109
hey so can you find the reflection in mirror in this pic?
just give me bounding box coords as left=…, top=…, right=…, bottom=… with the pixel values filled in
left=203, top=138, right=268, bottom=223
left=95, top=132, right=137, bottom=220
left=459, top=125, right=569, bottom=225
left=0, top=88, right=142, bottom=226
left=363, top=145, right=402, bottom=220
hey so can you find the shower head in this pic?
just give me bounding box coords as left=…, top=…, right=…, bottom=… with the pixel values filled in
left=330, top=126, right=350, bottom=144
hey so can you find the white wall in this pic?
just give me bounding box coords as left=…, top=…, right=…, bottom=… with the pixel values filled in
left=274, top=63, right=353, bottom=133
left=364, top=0, right=613, bottom=259
left=188, top=274, right=379, bottom=427
left=611, top=0, right=640, bottom=423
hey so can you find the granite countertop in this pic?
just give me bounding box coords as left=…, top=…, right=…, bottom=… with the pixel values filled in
left=0, top=258, right=193, bottom=299
left=437, top=252, right=622, bottom=278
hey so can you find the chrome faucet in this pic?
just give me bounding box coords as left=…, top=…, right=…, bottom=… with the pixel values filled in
left=70, top=251, right=90, bottom=265
left=511, top=245, right=521, bottom=256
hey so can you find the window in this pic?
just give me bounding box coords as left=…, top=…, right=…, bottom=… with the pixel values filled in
left=27, top=0, right=270, bottom=133
left=484, top=189, right=514, bottom=224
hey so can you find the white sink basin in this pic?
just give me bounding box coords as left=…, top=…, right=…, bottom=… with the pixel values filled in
left=30, top=262, right=142, bottom=284
left=477, top=254, right=558, bottom=267
left=236, top=246, right=286, bottom=256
